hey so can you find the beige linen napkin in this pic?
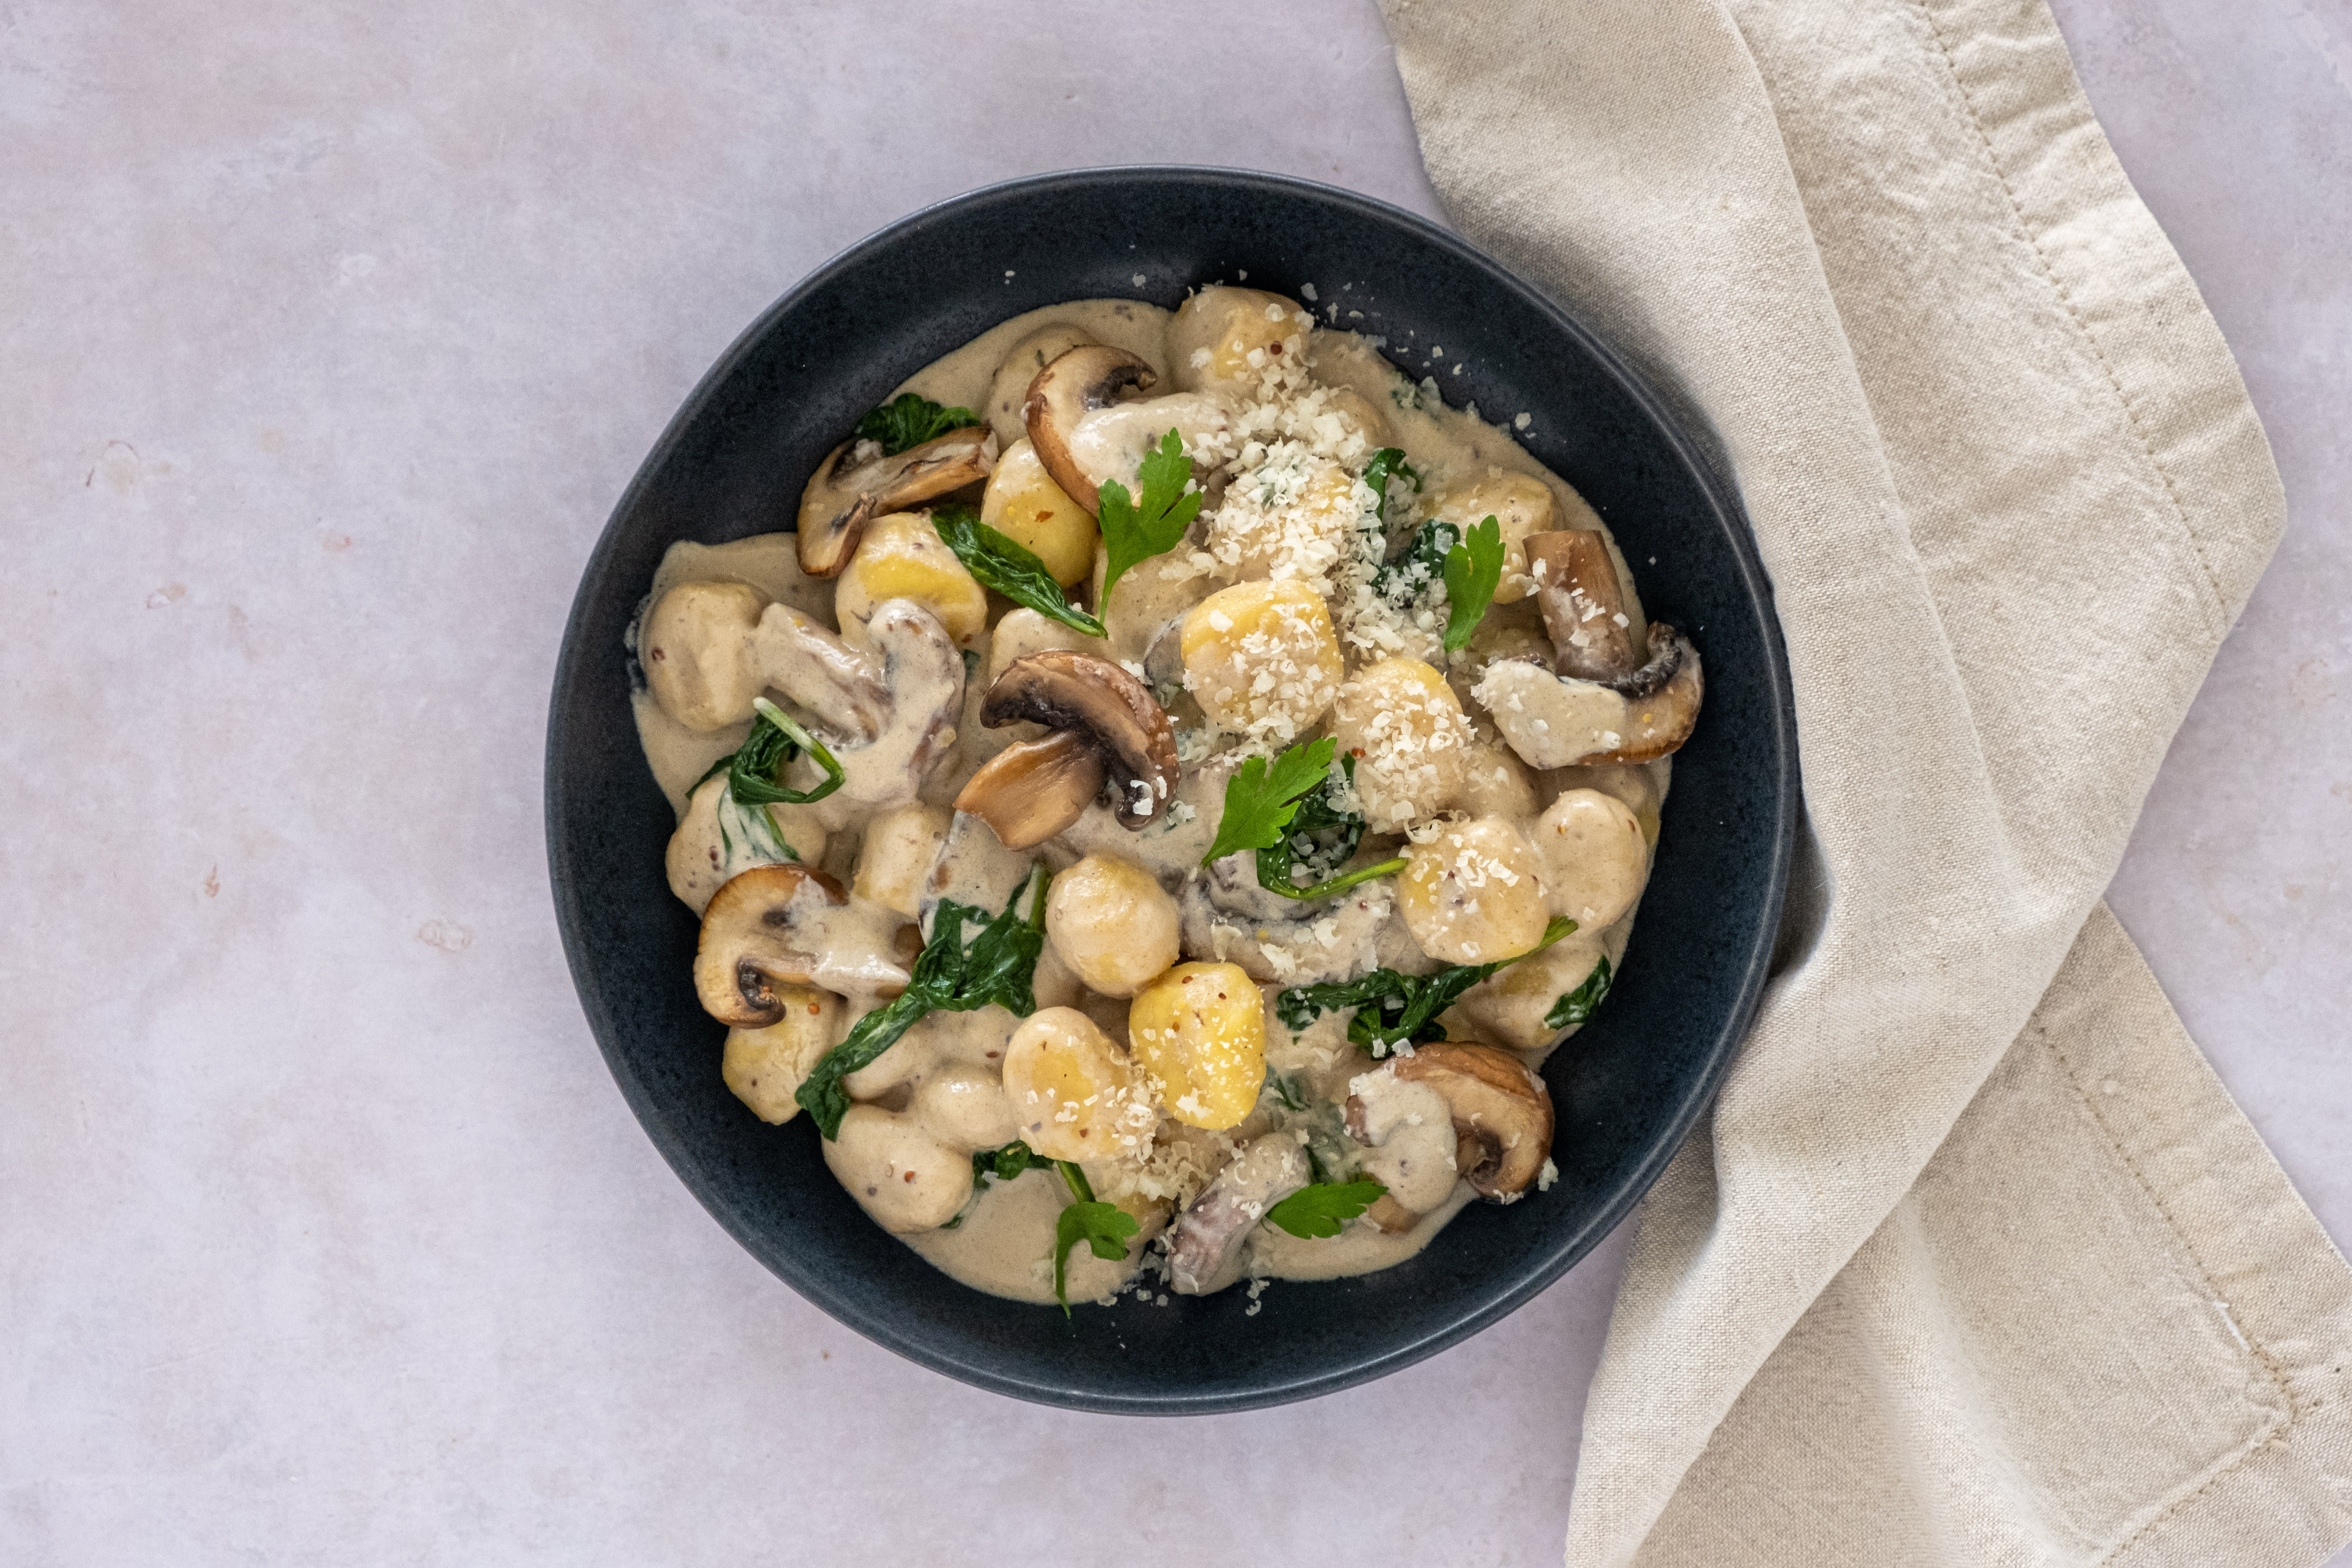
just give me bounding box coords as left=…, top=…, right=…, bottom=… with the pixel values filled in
left=1375, top=1, right=2352, bottom=1564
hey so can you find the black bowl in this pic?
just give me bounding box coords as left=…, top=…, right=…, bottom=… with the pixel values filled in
left=547, top=167, right=1795, bottom=1414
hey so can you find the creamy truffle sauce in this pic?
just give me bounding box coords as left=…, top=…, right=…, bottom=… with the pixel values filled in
left=631, top=295, right=1680, bottom=1308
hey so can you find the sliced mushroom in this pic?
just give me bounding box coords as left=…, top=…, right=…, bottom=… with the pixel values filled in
left=1023, top=344, right=1156, bottom=512
left=953, top=650, right=1177, bottom=850
left=1178, top=875, right=1398, bottom=987
left=951, top=729, right=1107, bottom=851
left=796, top=425, right=997, bottom=578
left=1525, top=530, right=1637, bottom=681
left=749, top=598, right=965, bottom=821
left=1168, top=1134, right=1311, bottom=1295
left=1344, top=1066, right=1461, bottom=1225
left=1386, top=1042, right=1553, bottom=1200
left=695, top=863, right=846, bottom=1025
left=1478, top=529, right=1704, bottom=768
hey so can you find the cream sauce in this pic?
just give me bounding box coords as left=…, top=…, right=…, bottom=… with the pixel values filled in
left=632, top=294, right=1683, bottom=1309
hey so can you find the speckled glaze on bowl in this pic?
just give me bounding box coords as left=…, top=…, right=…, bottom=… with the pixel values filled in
left=546, top=167, right=1795, bottom=1415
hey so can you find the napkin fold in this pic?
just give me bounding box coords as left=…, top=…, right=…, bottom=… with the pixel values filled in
left=1375, top=1, right=2352, bottom=1564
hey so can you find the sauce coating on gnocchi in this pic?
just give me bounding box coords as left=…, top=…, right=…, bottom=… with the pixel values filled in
left=629, top=290, right=1698, bottom=1307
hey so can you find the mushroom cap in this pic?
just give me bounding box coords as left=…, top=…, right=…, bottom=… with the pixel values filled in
left=952, top=728, right=1109, bottom=851
left=1390, top=1041, right=1554, bottom=1199
left=796, top=425, right=996, bottom=578
left=979, top=650, right=1179, bottom=832
left=1022, top=345, right=1156, bottom=514
left=693, top=863, right=851, bottom=1027
left=1585, top=624, right=1702, bottom=763
left=1525, top=529, right=1637, bottom=683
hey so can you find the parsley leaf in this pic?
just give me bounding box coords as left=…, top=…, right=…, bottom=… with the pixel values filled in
left=1442, top=514, right=1505, bottom=653
left=1263, top=1179, right=1388, bottom=1239
left=931, top=505, right=1105, bottom=638
left=797, top=866, right=1050, bottom=1138
left=719, top=697, right=847, bottom=806
left=1278, top=916, right=1577, bottom=1054
left=1051, top=1160, right=1140, bottom=1315
left=1253, top=751, right=1406, bottom=902
left=853, top=392, right=981, bottom=456
left=1544, top=954, right=1613, bottom=1030
left=1200, top=737, right=1339, bottom=870
left=1097, top=430, right=1203, bottom=608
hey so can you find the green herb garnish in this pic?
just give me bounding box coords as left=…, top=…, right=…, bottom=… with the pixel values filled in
left=1361, top=447, right=1421, bottom=529
left=1544, top=954, right=1613, bottom=1030
left=1199, top=737, right=1338, bottom=869
left=1374, top=517, right=1459, bottom=604
left=1051, top=1160, right=1140, bottom=1315
left=932, top=505, right=1105, bottom=638
left=1263, top=1179, right=1388, bottom=1239
left=971, top=1140, right=1043, bottom=1190
left=797, top=866, right=1050, bottom=1138
left=718, top=697, right=845, bottom=806
left=854, top=392, right=981, bottom=456
left=1253, top=752, right=1407, bottom=901
left=1278, top=915, right=1577, bottom=1054
left=1096, top=430, right=1202, bottom=608
left=942, top=1141, right=1043, bottom=1230
left=1441, top=514, right=1505, bottom=653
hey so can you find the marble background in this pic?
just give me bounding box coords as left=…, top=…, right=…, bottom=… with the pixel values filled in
left=5, top=2, right=2345, bottom=1562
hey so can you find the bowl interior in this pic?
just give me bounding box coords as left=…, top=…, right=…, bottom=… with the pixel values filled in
left=547, top=167, right=1794, bottom=1414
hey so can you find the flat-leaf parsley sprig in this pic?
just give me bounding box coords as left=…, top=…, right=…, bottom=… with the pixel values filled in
left=1096, top=430, right=1203, bottom=607
left=1200, top=738, right=1408, bottom=902
left=1441, top=514, right=1505, bottom=653
left=1051, top=1160, right=1140, bottom=1314
left=1263, top=1179, right=1388, bottom=1239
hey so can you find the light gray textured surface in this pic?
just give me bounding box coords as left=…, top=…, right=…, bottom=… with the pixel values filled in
left=2, top=2, right=2342, bottom=1562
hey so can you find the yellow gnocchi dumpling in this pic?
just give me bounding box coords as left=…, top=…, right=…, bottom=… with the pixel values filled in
left=1128, top=962, right=1265, bottom=1130
left=1331, top=657, right=1473, bottom=832
left=1168, top=286, right=1314, bottom=391
left=1001, top=1007, right=1158, bottom=1162
left=981, top=437, right=1097, bottom=588
left=834, top=512, right=987, bottom=645
left=1399, top=816, right=1552, bottom=965
left=1045, top=854, right=1181, bottom=998
left=1180, top=580, right=1344, bottom=743
left=1432, top=471, right=1556, bottom=604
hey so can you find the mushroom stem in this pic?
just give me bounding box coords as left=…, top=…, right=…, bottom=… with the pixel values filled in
left=1526, top=530, right=1636, bottom=683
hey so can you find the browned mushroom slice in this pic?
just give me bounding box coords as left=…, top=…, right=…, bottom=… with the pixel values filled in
left=1023, top=345, right=1156, bottom=514
left=796, top=425, right=997, bottom=578
left=985, top=650, right=1177, bottom=828
left=1584, top=624, right=1703, bottom=763
left=1525, top=529, right=1637, bottom=682
left=952, top=729, right=1109, bottom=851
left=1390, top=1042, right=1554, bottom=1199
left=1168, top=1134, right=1311, bottom=1295
left=693, top=863, right=853, bottom=1027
